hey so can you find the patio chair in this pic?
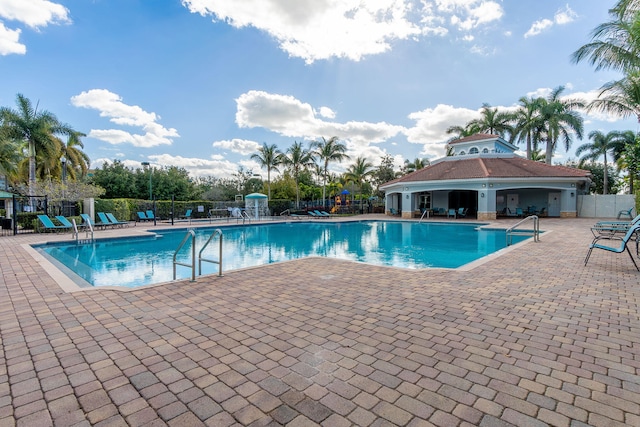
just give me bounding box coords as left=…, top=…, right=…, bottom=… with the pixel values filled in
left=181, top=209, right=192, bottom=221
left=97, top=212, right=115, bottom=228
left=106, top=213, right=129, bottom=227
left=617, top=207, right=634, bottom=219
left=314, top=210, right=330, bottom=218
left=308, top=211, right=319, bottom=218
left=37, top=215, right=70, bottom=232
left=584, top=222, right=640, bottom=271
left=591, top=214, right=640, bottom=237
left=515, top=208, right=524, bottom=217
left=457, top=208, right=468, bottom=218
left=55, top=216, right=75, bottom=229
left=80, top=213, right=97, bottom=229
left=389, top=208, right=399, bottom=215
left=136, top=211, right=149, bottom=222
left=447, top=209, right=456, bottom=218
left=146, top=210, right=156, bottom=221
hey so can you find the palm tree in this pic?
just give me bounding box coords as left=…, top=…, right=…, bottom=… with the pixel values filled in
left=343, top=157, right=374, bottom=213
left=403, top=158, right=430, bottom=174
left=466, top=104, right=514, bottom=138
left=611, top=130, right=640, bottom=193
left=250, top=143, right=283, bottom=200
left=445, top=123, right=478, bottom=142
left=571, top=0, right=640, bottom=73
left=311, top=136, right=349, bottom=208
left=538, top=86, right=585, bottom=164
left=0, top=94, right=73, bottom=197
left=282, top=141, right=315, bottom=208
left=576, top=130, right=626, bottom=194
left=588, top=72, right=640, bottom=122
left=0, top=137, right=21, bottom=182
left=60, top=130, right=90, bottom=180
left=511, top=96, right=544, bottom=160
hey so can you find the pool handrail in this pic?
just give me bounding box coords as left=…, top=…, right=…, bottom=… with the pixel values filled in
left=198, top=228, right=223, bottom=277
left=173, top=229, right=196, bottom=282
left=506, top=215, right=540, bottom=245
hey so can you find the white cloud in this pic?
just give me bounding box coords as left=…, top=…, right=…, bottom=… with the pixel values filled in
left=0, top=21, right=23, bottom=55
left=212, top=138, right=261, bottom=155
left=182, top=0, right=504, bottom=63
left=524, top=5, right=576, bottom=38
left=71, top=89, right=179, bottom=148
left=147, top=154, right=239, bottom=178
left=235, top=90, right=404, bottom=144
left=0, top=0, right=69, bottom=56
left=318, top=106, right=336, bottom=119
left=0, top=0, right=70, bottom=28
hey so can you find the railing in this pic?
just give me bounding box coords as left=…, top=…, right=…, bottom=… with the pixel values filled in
left=238, top=210, right=251, bottom=224
left=419, top=209, right=429, bottom=223
left=280, top=209, right=290, bottom=216
left=173, top=229, right=196, bottom=281
left=198, top=228, right=223, bottom=277
left=173, top=228, right=224, bottom=281
left=72, top=218, right=94, bottom=244
left=506, top=215, right=540, bottom=246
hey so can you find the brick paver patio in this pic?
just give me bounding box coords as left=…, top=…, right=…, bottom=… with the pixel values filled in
left=0, top=216, right=639, bottom=426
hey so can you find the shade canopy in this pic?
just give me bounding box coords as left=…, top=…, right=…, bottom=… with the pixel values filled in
left=245, top=193, right=268, bottom=200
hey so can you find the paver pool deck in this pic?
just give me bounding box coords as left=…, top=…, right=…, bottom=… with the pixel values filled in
left=0, top=215, right=639, bottom=426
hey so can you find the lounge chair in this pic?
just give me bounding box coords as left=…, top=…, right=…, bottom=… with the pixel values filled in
left=55, top=216, right=75, bottom=229
left=80, top=213, right=95, bottom=228
left=617, top=207, right=634, bottom=219
left=97, top=212, right=116, bottom=228
left=515, top=208, right=524, bottom=217
left=137, top=211, right=149, bottom=222
left=389, top=208, right=399, bottom=215
left=181, top=209, right=192, bottom=221
left=457, top=208, right=468, bottom=218
left=585, top=222, right=640, bottom=271
left=314, top=210, right=330, bottom=218
left=308, top=211, right=319, bottom=218
left=591, top=214, right=640, bottom=237
left=146, top=210, right=156, bottom=221
left=37, top=215, right=70, bottom=232
left=106, top=213, right=129, bottom=227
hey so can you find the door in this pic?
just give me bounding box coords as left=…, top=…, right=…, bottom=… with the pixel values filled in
left=548, top=192, right=561, bottom=217
left=507, top=194, right=519, bottom=216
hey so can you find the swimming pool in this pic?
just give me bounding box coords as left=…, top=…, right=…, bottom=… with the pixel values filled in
left=35, top=220, right=529, bottom=288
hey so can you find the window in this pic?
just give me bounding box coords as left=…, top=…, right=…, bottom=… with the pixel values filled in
left=469, top=147, right=479, bottom=154
left=459, top=150, right=466, bottom=155
left=482, top=148, right=489, bottom=153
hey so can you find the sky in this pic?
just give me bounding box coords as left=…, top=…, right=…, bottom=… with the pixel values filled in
left=1, top=0, right=637, bottom=180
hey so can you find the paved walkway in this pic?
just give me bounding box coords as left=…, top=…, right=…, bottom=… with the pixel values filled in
left=0, top=216, right=639, bottom=426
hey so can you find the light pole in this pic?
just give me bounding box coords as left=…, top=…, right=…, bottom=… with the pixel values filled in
left=61, top=157, right=67, bottom=212
left=141, top=162, right=152, bottom=200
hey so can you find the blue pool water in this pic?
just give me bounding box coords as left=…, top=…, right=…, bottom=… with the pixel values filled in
left=35, top=221, right=529, bottom=288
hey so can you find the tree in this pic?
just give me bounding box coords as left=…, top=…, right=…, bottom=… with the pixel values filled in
left=311, top=136, right=349, bottom=207
left=59, top=130, right=90, bottom=180
left=577, top=161, right=622, bottom=194
left=538, top=86, right=585, bottom=164
left=250, top=143, right=283, bottom=200
left=445, top=124, right=478, bottom=142
left=372, top=154, right=399, bottom=196
left=587, top=72, right=640, bottom=122
left=89, top=160, right=137, bottom=199
left=576, top=130, right=626, bottom=194
left=466, top=103, right=514, bottom=138
left=282, top=141, right=315, bottom=208
left=0, top=94, right=74, bottom=197
left=403, top=158, right=430, bottom=174
left=571, top=0, right=640, bottom=73
left=613, top=131, right=640, bottom=193
left=343, top=157, right=374, bottom=213
left=0, top=125, right=22, bottom=182
left=511, top=96, right=543, bottom=160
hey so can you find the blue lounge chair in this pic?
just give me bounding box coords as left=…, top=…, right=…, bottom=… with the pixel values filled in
left=389, top=208, right=399, bottom=215
left=308, top=211, right=319, bottom=218
left=457, top=208, right=468, bottom=218
left=585, top=222, right=640, bottom=271
left=97, top=212, right=115, bottom=228
left=37, top=215, right=70, bottom=232
left=136, top=211, right=149, bottom=222
left=617, top=207, right=634, bottom=219
left=182, top=209, right=192, bottom=220
left=55, top=216, right=75, bottom=229
left=106, top=213, right=129, bottom=227
left=591, top=214, right=640, bottom=237
left=146, top=210, right=155, bottom=221
left=314, top=210, right=330, bottom=218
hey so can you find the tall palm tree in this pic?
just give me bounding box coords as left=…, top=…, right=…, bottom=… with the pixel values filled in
left=60, top=130, right=90, bottom=180
left=571, top=0, right=640, bottom=73
left=466, top=104, right=514, bottom=138
left=343, top=157, right=375, bottom=213
left=511, top=96, right=544, bottom=160
left=588, top=72, right=640, bottom=122
left=250, top=142, right=283, bottom=200
left=538, top=86, right=585, bottom=164
left=311, top=136, right=349, bottom=208
left=282, top=141, right=315, bottom=208
left=403, top=158, right=430, bottom=174
left=576, top=130, right=626, bottom=194
left=445, top=123, right=478, bottom=142
left=611, top=130, right=640, bottom=193
left=0, top=94, right=73, bottom=196
left=0, top=137, right=21, bottom=182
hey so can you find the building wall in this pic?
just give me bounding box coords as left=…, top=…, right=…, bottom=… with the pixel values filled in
left=577, top=194, right=636, bottom=218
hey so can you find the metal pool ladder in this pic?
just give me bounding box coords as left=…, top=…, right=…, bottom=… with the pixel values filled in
left=173, top=228, right=224, bottom=281
left=505, top=215, right=540, bottom=246
left=72, top=218, right=94, bottom=244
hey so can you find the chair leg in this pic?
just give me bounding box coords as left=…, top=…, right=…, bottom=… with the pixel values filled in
left=626, top=246, right=640, bottom=271
left=584, top=246, right=594, bottom=266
